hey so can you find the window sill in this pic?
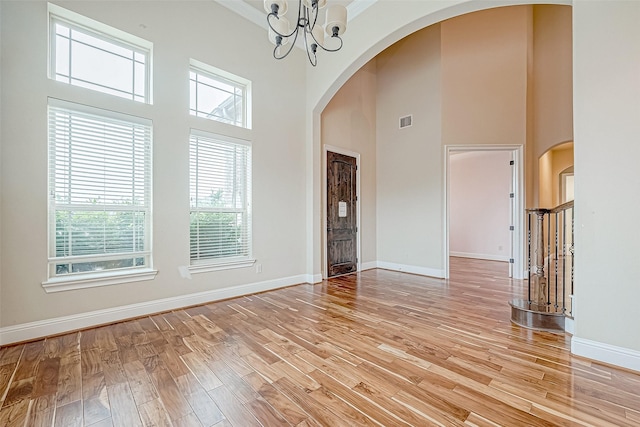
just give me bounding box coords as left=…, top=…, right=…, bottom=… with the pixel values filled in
left=42, top=268, right=158, bottom=293
left=189, top=259, right=256, bottom=275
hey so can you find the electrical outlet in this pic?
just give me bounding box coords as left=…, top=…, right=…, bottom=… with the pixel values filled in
left=256, top=264, right=262, bottom=273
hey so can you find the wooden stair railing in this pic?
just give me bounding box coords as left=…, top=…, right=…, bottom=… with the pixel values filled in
left=511, top=201, right=574, bottom=331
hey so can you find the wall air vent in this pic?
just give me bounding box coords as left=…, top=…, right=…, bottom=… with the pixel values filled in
left=399, top=115, right=413, bottom=129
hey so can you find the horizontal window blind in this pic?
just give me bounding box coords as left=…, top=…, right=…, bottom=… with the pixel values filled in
left=190, top=132, right=251, bottom=263
left=48, top=101, right=152, bottom=277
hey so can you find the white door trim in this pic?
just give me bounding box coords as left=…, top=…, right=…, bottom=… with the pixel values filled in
left=443, top=145, right=525, bottom=279
left=323, top=145, right=361, bottom=279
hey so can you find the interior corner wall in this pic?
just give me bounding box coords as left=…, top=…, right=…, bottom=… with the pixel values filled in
left=321, top=61, right=377, bottom=266
left=0, top=1, right=307, bottom=333
left=449, top=151, right=512, bottom=262
left=573, top=0, right=640, bottom=355
left=375, top=24, right=443, bottom=274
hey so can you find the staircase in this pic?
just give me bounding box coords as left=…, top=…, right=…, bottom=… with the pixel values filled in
left=510, top=201, right=574, bottom=332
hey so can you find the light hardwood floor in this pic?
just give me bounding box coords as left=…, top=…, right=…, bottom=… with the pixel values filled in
left=1, top=257, right=639, bottom=426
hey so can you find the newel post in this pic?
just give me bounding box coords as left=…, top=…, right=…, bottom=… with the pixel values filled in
left=533, top=209, right=549, bottom=306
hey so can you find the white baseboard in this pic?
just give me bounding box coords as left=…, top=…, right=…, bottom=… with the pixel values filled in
left=376, top=261, right=445, bottom=279
left=450, top=251, right=510, bottom=262
left=305, top=273, right=323, bottom=284
left=572, top=336, right=640, bottom=373
left=564, top=317, right=574, bottom=335
left=0, top=274, right=308, bottom=346
left=360, top=261, right=378, bottom=271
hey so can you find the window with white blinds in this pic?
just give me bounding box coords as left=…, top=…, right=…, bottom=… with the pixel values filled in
left=48, top=100, right=152, bottom=279
left=190, top=131, right=252, bottom=265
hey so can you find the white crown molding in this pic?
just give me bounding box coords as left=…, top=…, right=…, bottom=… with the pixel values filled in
left=214, top=0, right=266, bottom=28
left=347, top=0, right=377, bottom=20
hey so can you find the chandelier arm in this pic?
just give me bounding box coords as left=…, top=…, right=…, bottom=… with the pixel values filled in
left=308, top=50, right=318, bottom=66
left=265, top=0, right=344, bottom=65
left=303, top=26, right=318, bottom=66
left=273, top=25, right=300, bottom=60
left=308, top=2, right=320, bottom=31
left=315, top=35, right=343, bottom=53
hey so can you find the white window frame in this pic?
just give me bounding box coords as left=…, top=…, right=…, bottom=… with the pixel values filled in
left=48, top=3, right=153, bottom=104
left=189, top=59, right=252, bottom=129
left=189, top=129, right=254, bottom=274
left=43, top=99, right=157, bottom=293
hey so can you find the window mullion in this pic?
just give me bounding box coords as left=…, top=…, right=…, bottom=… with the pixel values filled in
left=195, top=138, right=201, bottom=260
left=66, top=113, right=74, bottom=258
left=131, top=128, right=137, bottom=252
left=67, top=30, right=72, bottom=83
left=131, top=49, right=136, bottom=101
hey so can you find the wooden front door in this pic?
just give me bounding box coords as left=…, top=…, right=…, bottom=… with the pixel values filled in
left=327, top=151, right=358, bottom=277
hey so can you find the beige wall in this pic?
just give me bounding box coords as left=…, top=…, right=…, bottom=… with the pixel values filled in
left=538, top=150, right=554, bottom=208
left=538, top=142, right=574, bottom=208
left=0, top=0, right=3, bottom=328
left=441, top=6, right=530, bottom=147
left=0, top=1, right=307, bottom=328
left=533, top=5, right=573, bottom=159
left=376, top=25, right=443, bottom=273
left=531, top=5, right=573, bottom=207
left=573, top=0, right=640, bottom=355
left=551, top=145, right=573, bottom=205
left=321, top=61, right=377, bottom=266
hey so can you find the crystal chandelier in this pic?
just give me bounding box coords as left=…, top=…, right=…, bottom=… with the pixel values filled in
left=264, top=0, right=348, bottom=66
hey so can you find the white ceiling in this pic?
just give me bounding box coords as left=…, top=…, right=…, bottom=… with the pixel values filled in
left=244, top=0, right=356, bottom=15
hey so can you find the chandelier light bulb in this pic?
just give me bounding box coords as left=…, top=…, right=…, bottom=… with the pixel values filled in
left=268, top=15, right=291, bottom=46
left=325, top=4, right=347, bottom=37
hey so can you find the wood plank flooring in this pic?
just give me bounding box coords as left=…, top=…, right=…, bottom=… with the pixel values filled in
left=1, top=257, right=640, bottom=426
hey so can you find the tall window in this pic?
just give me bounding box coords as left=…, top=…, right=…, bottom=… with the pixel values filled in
left=48, top=100, right=152, bottom=280
left=49, top=4, right=151, bottom=103
left=189, top=61, right=251, bottom=129
left=190, top=131, right=252, bottom=267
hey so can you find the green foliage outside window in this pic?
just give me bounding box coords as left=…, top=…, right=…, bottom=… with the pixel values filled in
left=55, top=209, right=145, bottom=274
left=190, top=189, right=246, bottom=260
